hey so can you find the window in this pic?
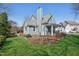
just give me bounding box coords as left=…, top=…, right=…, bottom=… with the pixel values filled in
left=33, top=27, right=35, bottom=31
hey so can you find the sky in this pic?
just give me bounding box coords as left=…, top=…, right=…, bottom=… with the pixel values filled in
left=4, top=3, right=78, bottom=26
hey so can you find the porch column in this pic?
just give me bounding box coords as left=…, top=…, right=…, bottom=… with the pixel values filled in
left=44, top=26, right=47, bottom=35
left=41, top=25, right=45, bottom=35
left=23, top=26, right=27, bottom=35
left=28, top=27, right=30, bottom=34
left=51, top=25, right=53, bottom=35
left=23, top=26, right=25, bottom=34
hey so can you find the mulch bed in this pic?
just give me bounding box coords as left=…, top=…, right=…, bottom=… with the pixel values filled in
left=28, top=32, right=66, bottom=44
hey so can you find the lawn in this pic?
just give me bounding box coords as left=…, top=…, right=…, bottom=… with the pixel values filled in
left=0, top=35, right=79, bottom=56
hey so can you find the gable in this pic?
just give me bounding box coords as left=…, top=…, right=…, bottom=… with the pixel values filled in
left=42, top=14, right=52, bottom=24
left=24, top=15, right=37, bottom=27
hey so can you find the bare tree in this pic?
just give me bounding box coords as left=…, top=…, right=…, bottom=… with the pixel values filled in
left=72, top=3, right=79, bottom=20
left=9, top=20, right=18, bottom=34
left=0, top=3, right=10, bottom=15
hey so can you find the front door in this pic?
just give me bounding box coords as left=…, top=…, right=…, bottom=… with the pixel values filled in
left=46, top=26, right=51, bottom=35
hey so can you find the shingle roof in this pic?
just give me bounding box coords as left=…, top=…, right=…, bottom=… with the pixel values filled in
left=26, top=15, right=37, bottom=27
left=42, top=13, right=52, bottom=24
left=65, top=20, right=79, bottom=25
left=24, top=13, right=53, bottom=27
left=59, top=20, right=79, bottom=27
left=59, top=22, right=67, bottom=27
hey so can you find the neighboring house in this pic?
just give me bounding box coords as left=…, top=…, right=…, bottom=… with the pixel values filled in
left=58, top=20, right=79, bottom=33
left=23, top=7, right=56, bottom=35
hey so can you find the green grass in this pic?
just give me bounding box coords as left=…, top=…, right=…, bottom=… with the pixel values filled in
left=0, top=35, right=79, bottom=56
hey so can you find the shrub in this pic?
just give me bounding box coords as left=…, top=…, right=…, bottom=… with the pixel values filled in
left=55, top=32, right=66, bottom=38
left=9, top=32, right=17, bottom=37
left=25, top=34, right=32, bottom=38
left=0, top=35, right=6, bottom=48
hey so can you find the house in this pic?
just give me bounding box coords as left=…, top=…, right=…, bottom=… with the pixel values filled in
left=23, top=7, right=56, bottom=35
left=58, top=20, right=79, bottom=33
left=23, top=7, right=79, bottom=35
